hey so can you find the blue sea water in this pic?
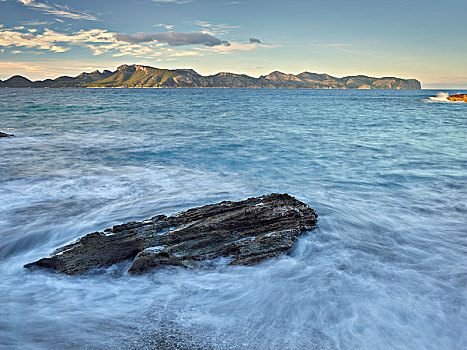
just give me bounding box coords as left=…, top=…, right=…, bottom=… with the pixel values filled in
left=0, top=88, right=466, bottom=350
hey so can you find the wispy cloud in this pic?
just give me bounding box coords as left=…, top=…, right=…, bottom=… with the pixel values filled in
left=20, top=20, right=51, bottom=26
left=151, top=0, right=193, bottom=4
left=325, top=43, right=351, bottom=47
left=236, top=66, right=264, bottom=70
left=116, top=31, right=230, bottom=47
left=197, top=41, right=258, bottom=54
left=193, top=21, right=241, bottom=35
left=16, top=0, right=97, bottom=20
left=165, top=48, right=203, bottom=57
left=154, top=23, right=175, bottom=30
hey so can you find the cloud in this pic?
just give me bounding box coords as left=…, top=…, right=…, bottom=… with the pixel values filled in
left=151, top=0, right=193, bottom=4
left=0, top=27, right=121, bottom=54
left=0, top=26, right=216, bottom=58
left=249, top=37, right=261, bottom=44
left=20, top=20, right=51, bottom=26
left=0, top=26, right=263, bottom=62
left=116, top=31, right=230, bottom=47
left=197, top=41, right=259, bottom=54
left=16, top=0, right=97, bottom=20
left=154, top=23, right=175, bottom=30
left=0, top=27, right=71, bottom=52
left=165, top=48, right=203, bottom=57
left=193, top=21, right=241, bottom=35
left=325, top=43, right=351, bottom=47
left=236, top=66, right=264, bottom=70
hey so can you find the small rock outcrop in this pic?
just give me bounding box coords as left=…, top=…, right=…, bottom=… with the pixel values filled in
left=0, top=131, right=14, bottom=137
left=25, top=193, right=318, bottom=275
left=447, top=94, right=467, bottom=102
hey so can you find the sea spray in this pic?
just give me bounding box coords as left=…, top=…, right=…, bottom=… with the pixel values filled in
left=424, top=91, right=466, bottom=102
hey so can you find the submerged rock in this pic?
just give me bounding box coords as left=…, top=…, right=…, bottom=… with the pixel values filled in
left=447, top=94, right=467, bottom=102
left=0, top=131, right=14, bottom=137
left=25, top=193, right=317, bottom=275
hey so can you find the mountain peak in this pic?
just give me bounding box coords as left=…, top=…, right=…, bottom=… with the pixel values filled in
left=1, top=75, right=33, bottom=87
left=6, top=75, right=32, bottom=83
left=264, top=71, right=301, bottom=82
left=117, top=64, right=134, bottom=71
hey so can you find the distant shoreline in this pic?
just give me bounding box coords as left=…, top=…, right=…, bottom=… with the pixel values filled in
left=0, top=86, right=427, bottom=90
left=0, top=64, right=422, bottom=90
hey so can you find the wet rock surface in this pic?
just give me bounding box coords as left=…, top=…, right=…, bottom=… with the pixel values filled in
left=25, top=193, right=317, bottom=275
left=447, top=94, right=467, bottom=102
left=0, top=131, right=14, bottom=137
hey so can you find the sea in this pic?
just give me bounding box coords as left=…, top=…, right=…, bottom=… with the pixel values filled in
left=0, top=88, right=466, bottom=350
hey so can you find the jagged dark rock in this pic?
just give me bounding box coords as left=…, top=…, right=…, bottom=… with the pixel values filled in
left=25, top=193, right=317, bottom=275
left=447, top=94, right=467, bottom=102
left=0, top=131, right=14, bottom=138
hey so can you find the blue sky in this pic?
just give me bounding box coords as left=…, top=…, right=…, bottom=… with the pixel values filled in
left=0, top=0, right=466, bottom=88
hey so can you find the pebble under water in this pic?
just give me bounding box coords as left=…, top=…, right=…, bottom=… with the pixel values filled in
left=0, top=88, right=466, bottom=349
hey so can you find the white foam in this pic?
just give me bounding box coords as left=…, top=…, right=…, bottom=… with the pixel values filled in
left=423, top=92, right=464, bottom=103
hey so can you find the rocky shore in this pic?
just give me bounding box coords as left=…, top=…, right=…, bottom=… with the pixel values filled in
left=25, top=193, right=318, bottom=275
left=447, top=94, right=467, bottom=102
left=0, top=131, right=14, bottom=137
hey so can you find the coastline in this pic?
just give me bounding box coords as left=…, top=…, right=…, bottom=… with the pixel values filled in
left=0, top=86, right=425, bottom=90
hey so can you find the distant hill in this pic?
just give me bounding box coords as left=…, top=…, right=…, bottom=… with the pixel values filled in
left=0, top=64, right=421, bottom=89
left=0, top=75, right=34, bottom=87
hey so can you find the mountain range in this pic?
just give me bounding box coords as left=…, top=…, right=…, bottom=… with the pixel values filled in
left=0, top=64, right=421, bottom=89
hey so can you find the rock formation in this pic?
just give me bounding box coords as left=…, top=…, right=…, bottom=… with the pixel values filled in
left=25, top=193, right=318, bottom=275
left=447, top=94, right=467, bottom=102
left=0, top=131, right=14, bottom=137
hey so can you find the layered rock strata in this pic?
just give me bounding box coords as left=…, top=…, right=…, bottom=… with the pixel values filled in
left=25, top=193, right=318, bottom=274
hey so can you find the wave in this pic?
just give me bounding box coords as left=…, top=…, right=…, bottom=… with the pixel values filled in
left=423, top=92, right=462, bottom=103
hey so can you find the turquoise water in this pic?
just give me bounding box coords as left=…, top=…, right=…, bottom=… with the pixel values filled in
left=0, top=88, right=466, bottom=349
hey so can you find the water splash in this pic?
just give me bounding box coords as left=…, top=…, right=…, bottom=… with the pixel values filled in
left=423, top=92, right=463, bottom=103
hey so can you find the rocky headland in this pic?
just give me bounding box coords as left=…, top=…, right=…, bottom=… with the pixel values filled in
left=25, top=193, right=318, bottom=275
left=1, top=64, right=421, bottom=89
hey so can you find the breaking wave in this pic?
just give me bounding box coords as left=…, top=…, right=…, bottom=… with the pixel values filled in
left=423, top=92, right=462, bottom=103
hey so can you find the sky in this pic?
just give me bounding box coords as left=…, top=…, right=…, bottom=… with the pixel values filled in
left=0, top=0, right=466, bottom=88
